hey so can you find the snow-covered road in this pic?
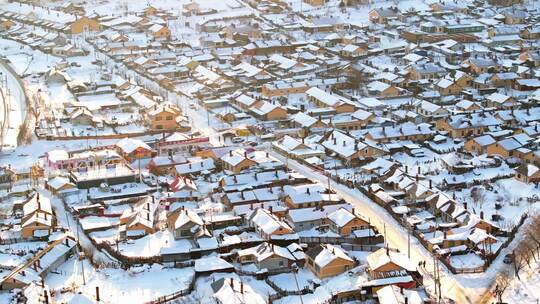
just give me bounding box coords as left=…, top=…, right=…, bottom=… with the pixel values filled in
left=269, top=150, right=479, bottom=303
left=41, top=189, right=119, bottom=266
left=0, top=59, right=27, bottom=152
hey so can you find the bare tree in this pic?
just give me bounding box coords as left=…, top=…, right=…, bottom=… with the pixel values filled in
left=514, top=244, right=528, bottom=280
left=493, top=270, right=511, bottom=304
left=470, top=186, right=486, bottom=209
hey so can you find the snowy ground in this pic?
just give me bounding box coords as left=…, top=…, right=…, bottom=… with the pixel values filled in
left=504, top=264, right=540, bottom=304
left=117, top=230, right=193, bottom=257
left=449, top=253, right=485, bottom=270
left=0, top=59, right=27, bottom=152
left=268, top=269, right=318, bottom=292
left=46, top=257, right=194, bottom=304
left=193, top=272, right=277, bottom=303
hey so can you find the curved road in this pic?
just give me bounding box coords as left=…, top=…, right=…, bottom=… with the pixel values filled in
left=0, top=59, right=27, bottom=152
left=269, top=151, right=477, bottom=303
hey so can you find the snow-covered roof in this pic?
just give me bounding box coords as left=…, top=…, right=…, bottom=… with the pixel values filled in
left=47, top=149, right=69, bottom=162
left=115, top=138, right=152, bottom=154
left=327, top=207, right=357, bottom=228
left=175, top=209, right=204, bottom=229
left=211, top=277, right=266, bottom=304
left=249, top=208, right=292, bottom=235
left=23, top=193, right=52, bottom=217
left=237, top=242, right=295, bottom=262
left=376, top=285, right=423, bottom=304
left=47, top=176, right=74, bottom=190
left=367, top=248, right=416, bottom=273
left=310, top=244, right=353, bottom=268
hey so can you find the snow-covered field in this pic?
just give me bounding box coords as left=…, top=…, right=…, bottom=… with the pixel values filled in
left=46, top=258, right=194, bottom=304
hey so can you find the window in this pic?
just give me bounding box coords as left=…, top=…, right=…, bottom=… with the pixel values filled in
left=166, top=116, right=173, bottom=120
left=279, top=261, right=284, bottom=266
left=155, top=116, right=162, bottom=121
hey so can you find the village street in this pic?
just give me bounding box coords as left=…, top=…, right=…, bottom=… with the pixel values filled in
left=269, top=150, right=483, bottom=304
left=0, top=59, right=27, bottom=152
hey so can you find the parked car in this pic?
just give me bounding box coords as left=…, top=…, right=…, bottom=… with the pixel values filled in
left=232, top=137, right=245, bottom=143
left=503, top=253, right=513, bottom=264
left=411, top=148, right=425, bottom=157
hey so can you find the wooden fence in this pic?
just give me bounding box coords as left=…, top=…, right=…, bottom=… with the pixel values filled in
left=145, top=275, right=195, bottom=304
left=284, top=147, right=531, bottom=275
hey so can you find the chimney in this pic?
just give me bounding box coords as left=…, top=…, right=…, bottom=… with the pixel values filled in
left=464, top=202, right=467, bottom=210
left=444, top=231, right=447, bottom=239
left=333, top=138, right=337, bottom=145
left=244, top=151, right=247, bottom=158
left=417, top=166, right=421, bottom=175
left=240, top=191, right=245, bottom=200
left=415, top=174, right=419, bottom=182
left=269, top=206, right=273, bottom=214
left=230, top=278, right=234, bottom=289
left=429, top=179, right=432, bottom=189
left=405, top=297, right=408, bottom=304
left=229, top=150, right=233, bottom=156
left=405, top=165, right=408, bottom=173
left=306, top=188, right=311, bottom=195
left=343, top=140, right=346, bottom=147
left=480, top=211, right=484, bottom=220
left=386, top=246, right=389, bottom=256
left=352, top=208, right=355, bottom=215
left=240, top=282, right=244, bottom=294
left=147, top=213, right=150, bottom=221
left=266, top=152, right=269, bottom=158
left=96, top=286, right=100, bottom=302
left=250, top=203, right=253, bottom=210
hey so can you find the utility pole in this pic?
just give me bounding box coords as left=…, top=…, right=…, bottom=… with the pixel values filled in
left=437, top=257, right=441, bottom=304
left=407, top=227, right=410, bottom=259
left=292, top=264, right=304, bottom=304
left=383, top=223, right=387, bottom=247
left=433, top=254, right=437, bottom=300
left=76, top=215, right=86, bottom=285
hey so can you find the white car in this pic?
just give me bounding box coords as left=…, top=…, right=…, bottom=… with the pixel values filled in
left=411, top=149, right=425, bottom=157
left=232, top=137, right=245, bottom=143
